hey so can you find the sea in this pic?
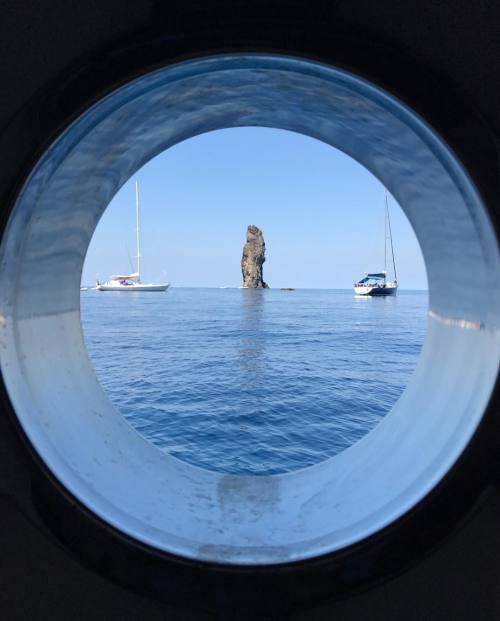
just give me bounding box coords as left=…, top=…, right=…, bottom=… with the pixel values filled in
left=81, top=288, right=428, bottom=475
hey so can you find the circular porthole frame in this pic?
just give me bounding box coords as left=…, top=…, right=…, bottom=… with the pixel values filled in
left=0, top=22, right=499, bottom=614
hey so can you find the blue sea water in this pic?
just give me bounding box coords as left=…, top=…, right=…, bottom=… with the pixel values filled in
left=81, top=288, right=427, bottom=475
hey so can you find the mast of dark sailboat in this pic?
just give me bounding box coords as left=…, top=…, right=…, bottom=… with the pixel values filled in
left=135, top=180, right=141, bottom=282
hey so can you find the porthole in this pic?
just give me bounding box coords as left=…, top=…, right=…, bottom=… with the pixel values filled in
left=0, top=54, right=498, bottom=565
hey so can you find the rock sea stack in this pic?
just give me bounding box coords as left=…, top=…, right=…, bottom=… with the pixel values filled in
left=241, top=225, right=269, bottom=288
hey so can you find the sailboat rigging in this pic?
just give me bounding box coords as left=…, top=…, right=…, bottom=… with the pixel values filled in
left=96, top=181, right=170, bottom=292
left=354, top=191, right=398, bottom=296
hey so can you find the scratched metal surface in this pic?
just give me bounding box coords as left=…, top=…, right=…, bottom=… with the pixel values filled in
left=0, top=55, right=498, bottom=564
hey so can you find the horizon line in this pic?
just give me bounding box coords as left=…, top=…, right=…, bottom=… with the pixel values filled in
left=82, top=285, right=429, bottom=292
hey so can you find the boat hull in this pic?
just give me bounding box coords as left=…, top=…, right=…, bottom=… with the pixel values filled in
left=97, top=283, right=169, bottom=292
left=354, top=285, right=397, bottom=296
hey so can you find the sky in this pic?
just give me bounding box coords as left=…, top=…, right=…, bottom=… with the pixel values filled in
left=83, top=127, right=427, bottom=289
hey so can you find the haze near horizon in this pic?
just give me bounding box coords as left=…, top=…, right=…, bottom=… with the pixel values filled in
left=83, top=127, right=427, bottom=289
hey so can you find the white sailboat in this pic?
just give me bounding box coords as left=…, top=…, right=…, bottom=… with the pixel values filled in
left=96, top=182, right=170, bottom=292
left=354, top=191, right=398, bottom=296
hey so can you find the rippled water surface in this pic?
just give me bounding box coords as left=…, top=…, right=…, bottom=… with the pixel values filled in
left=81, top=288, right=427, bottom=474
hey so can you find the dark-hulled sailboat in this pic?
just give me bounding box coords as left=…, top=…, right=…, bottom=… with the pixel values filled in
left=354, top=191, right=398, bottom=296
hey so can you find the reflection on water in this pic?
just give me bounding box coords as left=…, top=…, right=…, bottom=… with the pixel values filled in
left=238, top=289, right=266, bottom=385
left=235, top=289, right=267, bottom=457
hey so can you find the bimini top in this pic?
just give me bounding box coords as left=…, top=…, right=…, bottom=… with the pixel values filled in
left=358, top=272, right=386, bottom=283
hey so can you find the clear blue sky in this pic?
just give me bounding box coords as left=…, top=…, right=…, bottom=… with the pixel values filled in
left=83, top=128, right=427, bottom=289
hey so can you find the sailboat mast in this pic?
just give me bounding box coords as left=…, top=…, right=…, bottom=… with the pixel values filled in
left=135, top=180, right=141, bottom=280
left=384, top=190, right=387, bottom=283
left=385, top=191, right=397, bottom=282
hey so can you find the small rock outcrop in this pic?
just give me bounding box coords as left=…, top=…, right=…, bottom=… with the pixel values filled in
left=241, top=225, right=269, bottom=288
